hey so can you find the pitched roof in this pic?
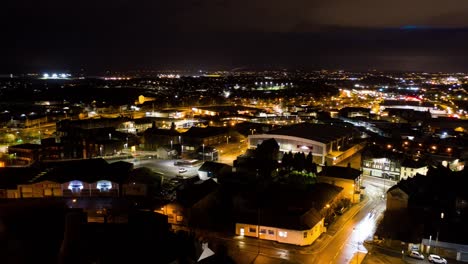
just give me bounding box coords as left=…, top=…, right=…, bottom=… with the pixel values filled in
left=37, top=159, right=130, bottom=183
left=144, top=128, right=180, bottom=136
left=236, top=183, right=342, bottom=230
left=183, top=126, right=229, bottom=138
left=0, top=167, right=41, bottom=188
left=176, top=179, right=218, bottom=207
left=8, top=143, right=41, bottom=150
left=319, top=166, right=361, bottom=180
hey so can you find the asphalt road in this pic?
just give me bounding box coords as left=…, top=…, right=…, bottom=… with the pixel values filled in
left=109, top=157, right=201, bottom=179
left=199, top=196, right=385, bottom=263
left=217, top=141, right=249, bottom=165
left=107, top=150, right=402, bottom=264
left=189, top=175, right=388, bottom=264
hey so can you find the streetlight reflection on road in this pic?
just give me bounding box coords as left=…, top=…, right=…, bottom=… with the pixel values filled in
left=353, top=213, right=376, bottom=242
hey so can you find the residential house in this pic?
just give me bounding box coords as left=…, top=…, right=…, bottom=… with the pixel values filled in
left=386, top=185, right=410, bottom=211
left=182, top=126, right=230, bottom=148
left=380, top=167, right=468, bottom=262
left=157, top=179, right=218, bottom=229
left=234, top=183, right=343, bottom=246
left=143, top=125, right=181, bottom=151
left=400, top=159, right=428, bottom=180
left=317, top=165, right=362, bottom=203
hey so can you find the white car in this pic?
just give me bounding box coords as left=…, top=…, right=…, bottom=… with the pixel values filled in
left=428, top=254, right=447, bottom=264
left=408, top=251, right=424, bottom=260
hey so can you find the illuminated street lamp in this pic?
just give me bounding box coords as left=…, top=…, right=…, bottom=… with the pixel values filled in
left=202, top=144, right=205, bottom=161
left=435, top=212, right=444, bottom=253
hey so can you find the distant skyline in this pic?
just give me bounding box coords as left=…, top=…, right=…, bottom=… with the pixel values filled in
left=2, top=0, right=468, bottom=73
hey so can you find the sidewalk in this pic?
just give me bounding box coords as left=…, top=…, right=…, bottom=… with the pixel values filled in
left=191, top=196, right=371, bottom=259
left=296, top=195, right=371, bottom=254
left=362, top=241, right=466, bottom=264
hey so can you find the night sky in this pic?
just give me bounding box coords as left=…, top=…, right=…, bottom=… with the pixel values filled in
left=2, top=0, right=468, bottom=73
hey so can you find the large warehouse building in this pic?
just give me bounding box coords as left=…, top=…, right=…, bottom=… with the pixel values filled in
left=248, top=123, right=358, bottom=165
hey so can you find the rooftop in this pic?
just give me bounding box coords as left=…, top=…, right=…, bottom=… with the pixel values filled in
left=266, top=123, right=354, bottom=144
left=319, top=165, right=361, bottom=180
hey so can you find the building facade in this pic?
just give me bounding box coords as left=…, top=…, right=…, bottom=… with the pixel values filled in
left=235, top=218, right=325, bottom=246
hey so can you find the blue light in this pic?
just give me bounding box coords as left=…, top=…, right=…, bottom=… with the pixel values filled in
left=401, top=25, right=430, bottom=30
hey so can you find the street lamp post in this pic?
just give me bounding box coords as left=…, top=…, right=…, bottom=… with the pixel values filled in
left=428, top=235, right=432, bottom=253
left=202, top=144, right=205, bottom=161
left=382, top=175, right=386, bottom=199
left=435, top=212, right=444, bottom=253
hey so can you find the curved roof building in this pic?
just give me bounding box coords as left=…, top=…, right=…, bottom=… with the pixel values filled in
left=248, top=123, right=355, bottom=165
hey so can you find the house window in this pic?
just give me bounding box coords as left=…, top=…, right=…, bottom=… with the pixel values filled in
left=176, top=215, right=183, bottom=222
left=304, top=232, right=308, bottom=238
left=259, top=229, right=266, bottom=234
left=268, top=230, right=274, bottom=235
left=279, top=231, right=288, bottom=238
left=249, top=227, right=256, bottom=233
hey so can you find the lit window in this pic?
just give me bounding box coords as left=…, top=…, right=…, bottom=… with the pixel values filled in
left=279, top=231, right=288, bottom=238
left=240, top=228, right=245, bottom=236
left=68, top=180, right=83, bottom=193
left=97, top=180, right=112, bottom=192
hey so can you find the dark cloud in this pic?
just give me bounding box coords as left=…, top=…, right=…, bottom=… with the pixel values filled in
left=1, top=0, right=468, bottom=72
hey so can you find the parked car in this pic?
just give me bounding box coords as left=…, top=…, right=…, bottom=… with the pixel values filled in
left=336, top=206, right=347, bottom=215
left=408, top=251, right=424, bottom=260
left=428, top=254, right=447, bottom=264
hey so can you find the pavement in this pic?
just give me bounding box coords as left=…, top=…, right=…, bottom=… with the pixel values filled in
left=362, top=241, right=466, bottom=264
left=189, top=195, right=373, bottom=264
left=296, top=195, right=371, bottom=254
